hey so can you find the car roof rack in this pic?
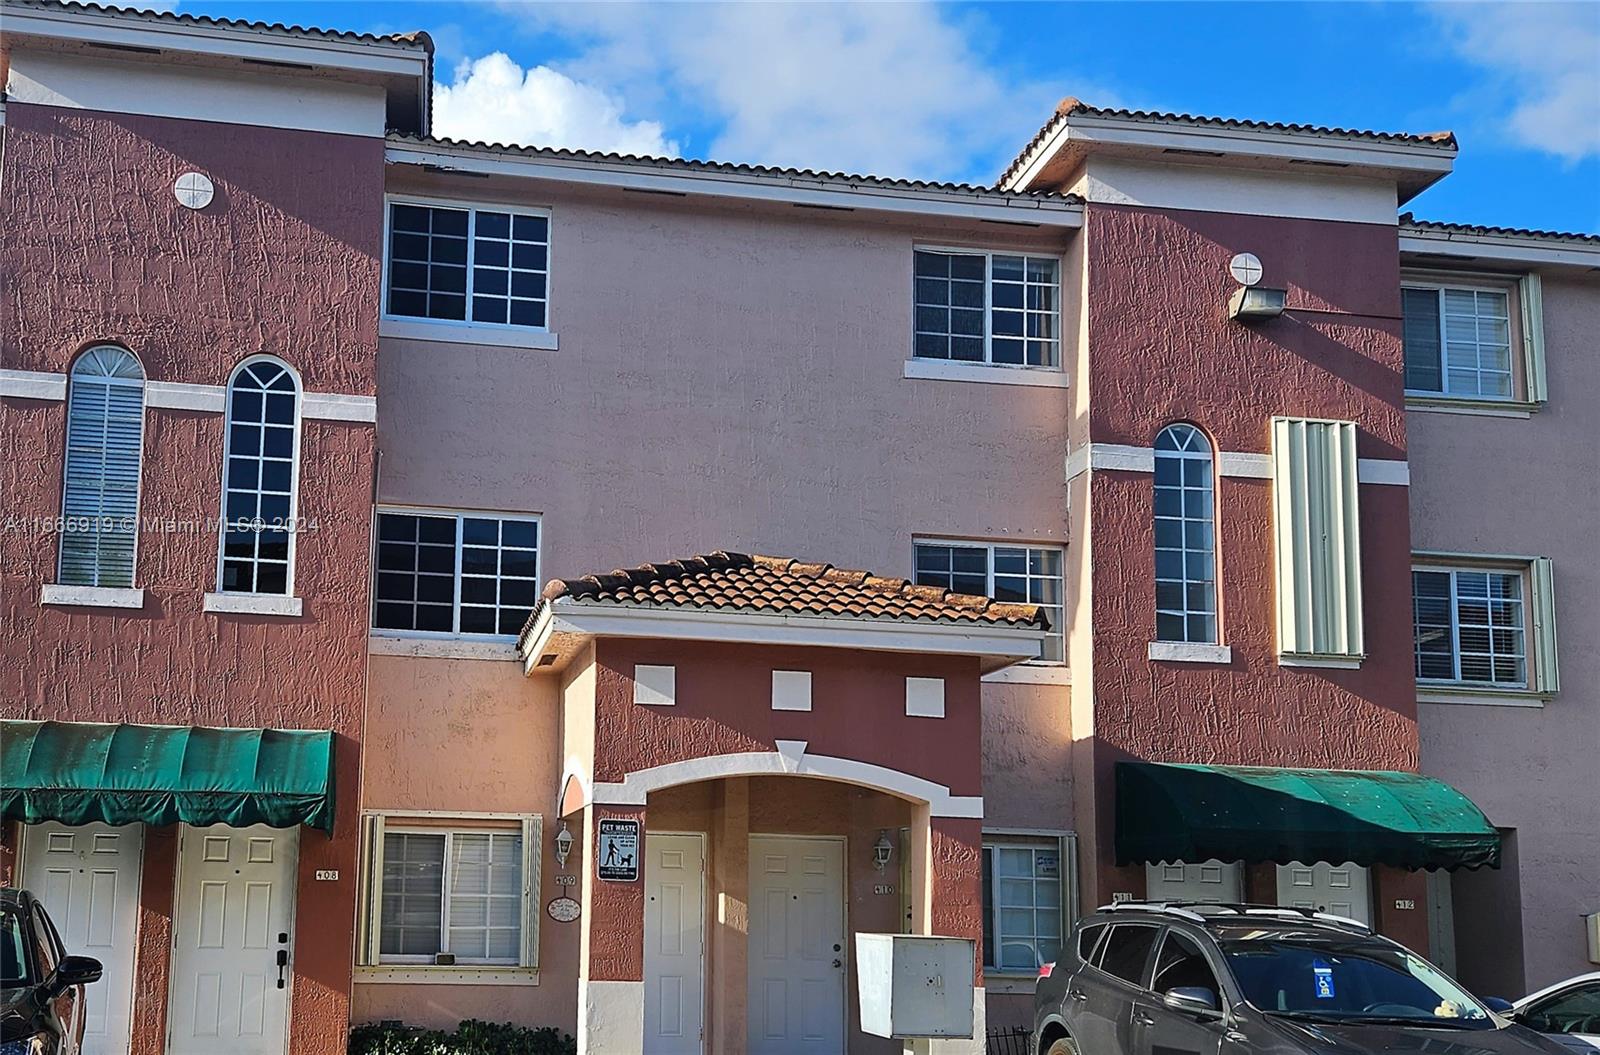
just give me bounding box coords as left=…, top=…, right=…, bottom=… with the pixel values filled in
left=1093, top=900, right=1373, bottom=933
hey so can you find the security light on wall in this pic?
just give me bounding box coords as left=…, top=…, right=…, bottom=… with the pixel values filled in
left=554, top=821, right=573, bottom=869
left=1226, top=251, right=1286, bottom=321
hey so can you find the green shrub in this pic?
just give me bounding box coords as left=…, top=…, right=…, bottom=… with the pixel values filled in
left=348, top=1019, right=575, bottom=1055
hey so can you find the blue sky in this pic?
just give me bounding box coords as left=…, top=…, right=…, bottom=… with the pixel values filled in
left=188, top=2, right=1597, bottom=233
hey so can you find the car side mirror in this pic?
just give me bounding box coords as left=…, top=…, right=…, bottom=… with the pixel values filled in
left=48, top=955, right=103, bottom=994
left=1483, top=997, right=1514, bottom=1014
left=1164, top=987, right=1221, bottom=1015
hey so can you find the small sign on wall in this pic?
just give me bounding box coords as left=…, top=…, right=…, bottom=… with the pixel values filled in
left=547, top=897, right=581, bottom=923
left=554, top=873, right=578, bottom=887
left=597, top=819, right=640, bottom=882
left=874, top=884, right=895, bottom=896
left=1393, top=899, right=1416, bottom=910
left=314, top=870, right=339, bottom=881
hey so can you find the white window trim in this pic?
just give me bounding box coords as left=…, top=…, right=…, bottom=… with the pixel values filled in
left=57, top=345, right=147, bottom=591
left=912, top=536, right=1067, bottom=666
left=1401, top=278, right=1519, bottom=404
left=213, top=354, right=303, bottom=599
left=358, top=812, right=542, bottom=973
left=981, top=829, right=1077, bottom=982
left=370, top=504, right=542, bottom=642
left=40, top=584, right=145, bottom=609
left=1412, top=554, right=1556, bottom=698
left=910, top=244, right=1067, bottom=372
left=203, top=592, right=303, bottom=617
left=382, top=194, right=555, bottom=339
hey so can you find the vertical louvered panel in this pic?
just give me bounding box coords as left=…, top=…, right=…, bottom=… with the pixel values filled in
left=1519, top=273, right=1548, bottom=404
left=1531, top=557, right=1560, bottom=694
left=59, top=349, right=144, bottom=588
left=1272, top=417, right=1363, bottom=659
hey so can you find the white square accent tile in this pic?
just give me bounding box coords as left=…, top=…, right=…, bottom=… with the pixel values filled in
left=905, top=677, right=945, bottom=718
left=771, top=670, right=812, bottom=711
left=633, top=664, right=676, bottom=706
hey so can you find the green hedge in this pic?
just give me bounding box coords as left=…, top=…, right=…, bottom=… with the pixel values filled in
left=348, top=1020, right=576, bottom=1055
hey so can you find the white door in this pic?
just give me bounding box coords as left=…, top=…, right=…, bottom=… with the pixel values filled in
left=644, top=833, right=705, bottom=1055
left=21, top=822, right=143, bottom=1055
left=1276, top=861, right=1372, bottom=924
left=1144, top=860, right=1242, bottom=904
left=747, top=836, right=846, bottom=1055
left=168, top=824, right=298, bottom=1055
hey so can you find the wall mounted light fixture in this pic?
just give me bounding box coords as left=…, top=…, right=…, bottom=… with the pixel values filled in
left=873, top=831, right=894, bottom=873
left=554, top=821, right=573, bottom=869
left=1225, top=250, right=1285, bottom=322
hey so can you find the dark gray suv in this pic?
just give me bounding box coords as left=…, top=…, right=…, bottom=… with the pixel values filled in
left=1032, top=902, right=1570, bottom=1055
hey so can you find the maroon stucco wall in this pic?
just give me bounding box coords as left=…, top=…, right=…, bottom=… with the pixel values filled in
left=0, top=103, right=384, bottom=1055
left=1077, top=203, right=1421, bottom=929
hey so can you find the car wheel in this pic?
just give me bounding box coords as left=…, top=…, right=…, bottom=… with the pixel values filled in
left=1046, top=1038, right=1080, bottom=1055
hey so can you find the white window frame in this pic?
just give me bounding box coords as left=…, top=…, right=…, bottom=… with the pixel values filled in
left=912, top=538, right=1066, bottom=664
left=911, top=245, right=1065, bottom=371
left=57, top=344, right=146, bottom=589
left=1412, top=555, right=1557, bottom=697
left=381, top=194, right=553, bottom=335
left=357, top=812, right=541, bottom=973
left=370, top=505, right=542, bottom=642
left=1153, top=423, right=1218, bottom=645
left=1401, top=278, right=1517, bottom=402
left=214, top=354, right=302, bottom=597
left=981, top=830, right=1077, bottom=978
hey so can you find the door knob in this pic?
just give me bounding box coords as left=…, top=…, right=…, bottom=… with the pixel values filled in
left=275, top=949, right=288, bottom=990
left=832, top=958, right=843, bottom=968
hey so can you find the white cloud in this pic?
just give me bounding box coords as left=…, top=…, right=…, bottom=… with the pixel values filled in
left=433, top=52, right=679, bottom=157
left=512, top=2, right=1096, bottom=184
left=1434, top=2, right=1600, bottom=161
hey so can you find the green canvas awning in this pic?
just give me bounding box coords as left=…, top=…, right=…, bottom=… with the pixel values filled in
left=1116, top=762, right=1499, bottom=871
left=1, top=721, right=334, bottom=832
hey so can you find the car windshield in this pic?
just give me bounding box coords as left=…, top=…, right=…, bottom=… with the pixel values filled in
left=0, top=907, right=29, bottom=988
left=1221, top=933, right=1494, bottom=1030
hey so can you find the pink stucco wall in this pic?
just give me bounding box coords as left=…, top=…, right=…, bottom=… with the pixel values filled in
left=1411, top=271, right=1600, bottom=989
left=0, top=102, right=383, bottom=1054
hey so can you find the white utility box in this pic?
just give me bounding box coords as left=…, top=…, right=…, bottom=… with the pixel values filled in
left=855, top=933, right=976, bottom=1039
left=1586, top=912, right=1600, bottom=964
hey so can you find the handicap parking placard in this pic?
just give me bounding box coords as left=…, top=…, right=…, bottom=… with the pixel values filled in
left=597, top=819, right=640, bottom=882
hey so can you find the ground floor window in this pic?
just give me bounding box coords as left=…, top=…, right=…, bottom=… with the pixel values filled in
left=981, top=833, right=1075, bottom=973
left=357, top=814, right=541, bottom=970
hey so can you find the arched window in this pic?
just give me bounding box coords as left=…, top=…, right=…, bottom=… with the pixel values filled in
left=218, top=357, right=300, bottom=596
left=59, top=345, right=145, bottom=587
left=1154, top=423, right=1217, bottom=643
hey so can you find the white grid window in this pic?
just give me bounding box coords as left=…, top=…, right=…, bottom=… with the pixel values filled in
left=387, top=202, right=549, bottom=328
left=1413, top=568, right=1526, bottom=687
left=219, top=359, right=298, bottom=595
left=59, top=346, right=144, bottom=588
left=1402, top=285, right=1513, bottom=399
left=373, top=511, right=540, bottom=637
left=914, top=541, right=1064, bottom=662
left=378, top=829, right=522, bottom=965
left=982, top=841, right=1062, bottom=973
left=913, top=249, right=1060, bottom=367
left=1154, top=423, right=1217, bottom=643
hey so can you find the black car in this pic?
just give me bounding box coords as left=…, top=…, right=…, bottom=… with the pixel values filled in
left=1, top=888, right=102, bottom=1055
left=1033, top=901, right=1572, bottom=1055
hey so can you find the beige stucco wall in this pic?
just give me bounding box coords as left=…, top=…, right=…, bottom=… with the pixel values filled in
left=1410, top=270, right=1600, bottom=989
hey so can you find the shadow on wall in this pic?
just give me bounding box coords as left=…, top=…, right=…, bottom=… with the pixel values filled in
left=1451, top=828, right=1526, bottom=998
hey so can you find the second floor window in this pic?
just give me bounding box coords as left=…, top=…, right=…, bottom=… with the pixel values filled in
left=1413, top=567, right=1526, bottom=687
left=219, top=358, right=300, bottom=596
left=914, top=541, right=1064, bottom=662
left=59, top=346, right=145, bottom=588
left=1402, top=284, right=1512, bottom=399
left=1154, top=423, right=1217, bottom=644
left=387, top=202, right=549, bottom=328
left=913, top=249, right=1060, bottom=368
left=373, top=510, right=540, bottom=637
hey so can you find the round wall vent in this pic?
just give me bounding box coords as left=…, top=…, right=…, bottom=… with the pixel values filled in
left=174, top=172, right=215, bottom=210
left=1228, top=252, right=1263, bottom=287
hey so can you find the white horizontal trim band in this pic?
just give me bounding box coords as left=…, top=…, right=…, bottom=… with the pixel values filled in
left=0, top=370, right=67, bottom=401
left=368, top=635, right=519, bottom=661
left=981, top=664, right=1072, bottom=686
left=203, top=593, right=304, bottom=617
left=301, top=392, right=377, bottom=422
left=1147, top=641, right=1233, bottom=664
left=1356, top=458, right=1411, bottom=485
left=380, top=317, right=560, bottom=350
left=145, top=381, right=226, bottom=412
left=1066, top=442, right=1409, bottom=486
left=902, top=359, right=1070, bottom=388
left=40, top=584, right=145, bottom=609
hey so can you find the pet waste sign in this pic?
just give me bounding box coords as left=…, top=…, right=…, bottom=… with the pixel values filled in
left=597, top=818, right=640, bottom=882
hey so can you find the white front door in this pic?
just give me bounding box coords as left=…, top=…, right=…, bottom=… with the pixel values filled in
left=643, top=833, right=705, bottom=1055
left=21, top=822, right=143, bottom=1055
left=168, top=824, right=298, bottom=1055
left=747, top=836, right=846, bottom=1055
left=1276, top=861, right=1372, bottom=924
left=1144, top=860, right=1243, bottom=904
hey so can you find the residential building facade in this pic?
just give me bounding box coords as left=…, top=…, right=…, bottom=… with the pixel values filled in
left=0, top=5, right=1595, bottom=1055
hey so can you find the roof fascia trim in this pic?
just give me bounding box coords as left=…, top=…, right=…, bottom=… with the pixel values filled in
left=1399, top=227, right=1600, bottom=269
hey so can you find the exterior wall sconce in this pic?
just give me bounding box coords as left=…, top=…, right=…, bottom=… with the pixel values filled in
left=1226, top=250, right=1285, bottom=322
left=873, top=831, right=894, bottom=873
left=554, top=821, right=573, bottom=869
